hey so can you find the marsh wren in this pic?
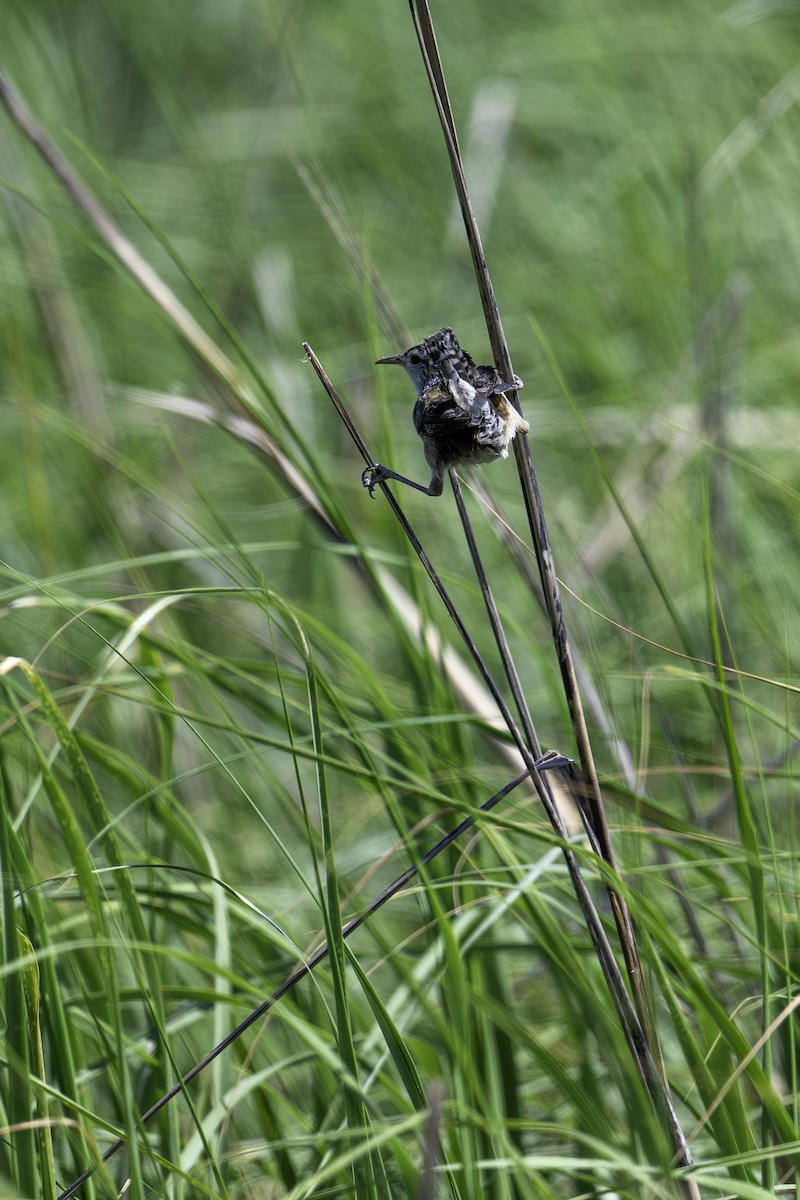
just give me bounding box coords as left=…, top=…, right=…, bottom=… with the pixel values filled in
left=363, top=327, right=529, bottom=498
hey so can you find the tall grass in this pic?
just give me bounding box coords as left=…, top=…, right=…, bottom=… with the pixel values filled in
left=1, top=1, right=799, bottom=1197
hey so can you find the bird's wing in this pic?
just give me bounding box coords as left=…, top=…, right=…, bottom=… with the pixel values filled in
left=413, top=389, right=485, bottom=439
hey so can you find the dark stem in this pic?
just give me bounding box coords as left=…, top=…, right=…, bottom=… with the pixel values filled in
left=449, top=470, right=541, bottom=759
left=406, top=0, right=673, bottom=1129
left=306, top=348, right=695, bottom=1172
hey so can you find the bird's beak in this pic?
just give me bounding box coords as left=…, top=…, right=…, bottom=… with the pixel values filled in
left=375, top=354, right=405, bottom=366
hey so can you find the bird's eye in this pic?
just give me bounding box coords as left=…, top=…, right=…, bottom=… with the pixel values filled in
left=408, top=353, right=421, bottom=365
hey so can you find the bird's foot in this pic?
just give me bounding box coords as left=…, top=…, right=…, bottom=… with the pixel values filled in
left=362, top=464, right=387, bottom=498
left=493, top=374, right=524, bottom=395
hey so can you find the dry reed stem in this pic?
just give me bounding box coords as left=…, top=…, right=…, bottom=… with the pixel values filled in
left=304, top=344, right=695, bottom=1173
left=406, top=2, right=699, bottom=1184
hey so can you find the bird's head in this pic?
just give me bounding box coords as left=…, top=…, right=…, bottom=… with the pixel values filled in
left=376, top=328, right=468, bottom=395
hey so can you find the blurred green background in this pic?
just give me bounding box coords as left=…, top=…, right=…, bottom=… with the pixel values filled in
left=2, top=0, right=800, bottom=1195
left=3, top=0, right=800, bottom=639
left=4, top=0, right=799, bottom=804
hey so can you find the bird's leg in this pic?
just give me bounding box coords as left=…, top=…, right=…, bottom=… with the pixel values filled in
left=362, top=464, right=444, bottom=498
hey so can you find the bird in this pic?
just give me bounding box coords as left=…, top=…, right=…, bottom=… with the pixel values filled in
left=363, top=327, right=529, bottom=498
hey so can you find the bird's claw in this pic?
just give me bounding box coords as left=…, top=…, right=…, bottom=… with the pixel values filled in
left=362, top=464, right=385, bottom=498
left=493, top=374, right=524, bottom=395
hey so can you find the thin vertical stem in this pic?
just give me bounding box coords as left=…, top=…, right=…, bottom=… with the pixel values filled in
left=449, top=470, right=541, bottom=760
left=305, top=349, right=696, bottom=1177
left=405, top=5, right=698, bottom=1188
